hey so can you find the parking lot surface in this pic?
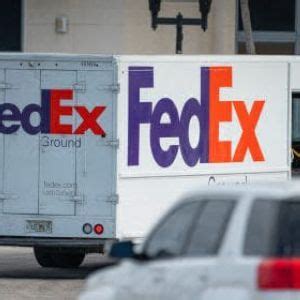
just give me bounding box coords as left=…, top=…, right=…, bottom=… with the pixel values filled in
left=0, top=247, right=112, bottom=300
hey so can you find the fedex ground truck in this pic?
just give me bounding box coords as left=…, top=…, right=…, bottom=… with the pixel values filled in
left=0, top=54, right=295, bottom=267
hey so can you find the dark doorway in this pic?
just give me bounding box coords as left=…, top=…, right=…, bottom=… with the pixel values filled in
left=0, top=0, right=22, bottom=51
left=238, top=0, right=295, bottom=32
left=292, top=93, right=300, bottom=176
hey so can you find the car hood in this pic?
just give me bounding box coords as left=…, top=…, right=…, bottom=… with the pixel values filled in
left=80, top=259, right=162, bottom=300
left=79, top=257, right=209, bottom=300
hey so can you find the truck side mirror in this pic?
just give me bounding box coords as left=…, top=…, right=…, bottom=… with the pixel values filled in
left=109, top=240, right=135, bottom=259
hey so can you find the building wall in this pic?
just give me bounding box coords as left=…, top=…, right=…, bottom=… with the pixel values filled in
left=24, top=0, right=236, bottom=54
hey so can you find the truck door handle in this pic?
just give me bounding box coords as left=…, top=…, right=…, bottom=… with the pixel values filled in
left=69, top=195, right=84, bottom=204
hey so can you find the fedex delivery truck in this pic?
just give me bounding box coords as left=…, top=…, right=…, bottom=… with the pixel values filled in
left=0, top=54, right=295, bottom=267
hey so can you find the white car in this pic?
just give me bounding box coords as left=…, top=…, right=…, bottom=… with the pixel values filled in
left=80, top=183, right=300, bottom=300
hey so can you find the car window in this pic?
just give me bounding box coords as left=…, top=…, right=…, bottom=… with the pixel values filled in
left=277, top=201, right=300, bottom=256
left=244, top=199, right=300, bottom=256
left=184, top=200, right=235, bottom=256
left=143, top=201, right=201, bottom=259
left=244, top=200, right=280, bottom=256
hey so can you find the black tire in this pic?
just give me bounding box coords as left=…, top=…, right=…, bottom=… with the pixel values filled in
left=51, top=252, right=85, bottom=268
left=34, top=247, right=57, bottom=268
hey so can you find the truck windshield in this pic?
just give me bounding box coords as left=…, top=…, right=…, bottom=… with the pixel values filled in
left=244, top=199, right=300, bottom=256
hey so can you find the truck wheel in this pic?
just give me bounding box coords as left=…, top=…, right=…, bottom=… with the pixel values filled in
left=51, top=252, right=85, bottom=268
left=34, top=247, right=56, bottom=268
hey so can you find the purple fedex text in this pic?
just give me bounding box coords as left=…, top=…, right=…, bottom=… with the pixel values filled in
left=128, top=66, right=209, bottom=168
left=128, top=66, right=265, bottom=168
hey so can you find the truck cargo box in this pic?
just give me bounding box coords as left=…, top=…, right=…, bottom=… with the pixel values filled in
left=0, top=54, right=294, bottom=266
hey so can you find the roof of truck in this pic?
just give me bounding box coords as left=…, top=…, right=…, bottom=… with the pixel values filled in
left=1, top=52, right=300, bottom=64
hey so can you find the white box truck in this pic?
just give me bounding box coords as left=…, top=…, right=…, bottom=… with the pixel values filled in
left=0, top=54, right=294, bottom=267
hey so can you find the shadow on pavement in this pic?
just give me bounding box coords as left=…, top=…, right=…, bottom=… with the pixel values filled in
left=0, top=247, right=118, bottom=279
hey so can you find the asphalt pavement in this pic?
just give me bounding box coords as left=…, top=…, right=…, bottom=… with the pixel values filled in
left=0, top=246, right=115, bottom=299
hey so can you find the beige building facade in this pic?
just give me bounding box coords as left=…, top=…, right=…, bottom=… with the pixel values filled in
left=23, top=0, right=237, bottom=55
left=2, top=0, right=297, bottom=55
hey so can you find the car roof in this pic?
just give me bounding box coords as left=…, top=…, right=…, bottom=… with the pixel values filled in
left=178, top=180, right=300, bottom=204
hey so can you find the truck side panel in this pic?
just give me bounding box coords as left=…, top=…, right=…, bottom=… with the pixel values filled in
left=116, top=58, right=290, bottom=239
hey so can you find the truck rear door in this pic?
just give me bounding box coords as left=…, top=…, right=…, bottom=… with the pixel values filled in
left=1, top=69, right=40, bottom=214
left=0, top=57, right=117, bottom=223
left=38, top=63, right=117, bottom=219
left=39, top=70, right=77, bottom=216
left=39, top=68, right=117, bottom=217
left=75, top=70, right=117, bottom=219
